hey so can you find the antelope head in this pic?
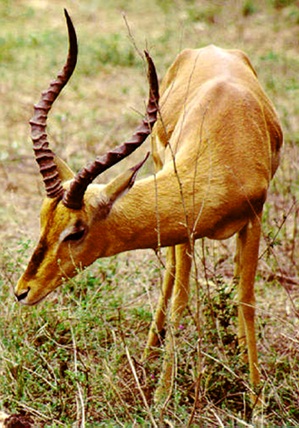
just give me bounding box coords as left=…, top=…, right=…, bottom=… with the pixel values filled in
left=15, top=10, right=159, bottom=305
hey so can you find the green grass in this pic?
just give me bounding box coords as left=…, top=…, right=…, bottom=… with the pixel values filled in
left=0, top=0, right=298, bottom=426
left=1, top=241, right=298, bottom=425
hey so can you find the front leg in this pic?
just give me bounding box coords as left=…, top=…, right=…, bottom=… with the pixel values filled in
left=143, top=246, right=176, bottom=359
left=155, top=242, right=192, bottom=402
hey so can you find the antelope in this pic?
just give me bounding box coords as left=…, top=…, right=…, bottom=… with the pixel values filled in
left=15, top=10, right=283, bottom=403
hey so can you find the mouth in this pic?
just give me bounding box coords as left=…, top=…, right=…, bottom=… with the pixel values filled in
left=15, top=287, right=48, bottom=306
left=15, top=288, right=30, bottom=304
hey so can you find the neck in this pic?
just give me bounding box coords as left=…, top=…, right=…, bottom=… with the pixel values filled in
left=102, top=170, right=190, bottom=256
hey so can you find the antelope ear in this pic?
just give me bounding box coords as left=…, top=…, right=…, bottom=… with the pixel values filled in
left=54, top=155, right=75, bottom=182
left=104, top=154, right=149, bottom=204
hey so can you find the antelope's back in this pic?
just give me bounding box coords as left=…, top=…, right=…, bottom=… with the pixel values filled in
left=154, top=45, right=283, bottom=179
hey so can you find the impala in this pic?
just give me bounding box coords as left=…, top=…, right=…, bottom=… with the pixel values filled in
left=15, top=10, right=283, bottom=402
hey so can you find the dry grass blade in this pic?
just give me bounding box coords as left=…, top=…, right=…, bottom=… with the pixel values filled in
left=125, top=346, right=158, bottom=427
left=70, top=325, right=86, bottom=428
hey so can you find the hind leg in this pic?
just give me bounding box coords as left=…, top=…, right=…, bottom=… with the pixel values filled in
left=235, top=215, right=262, bottom=389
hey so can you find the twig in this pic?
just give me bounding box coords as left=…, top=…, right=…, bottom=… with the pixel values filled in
left=103, top=360, right=134, bottom=424
left=259, top=199, right=296, bottom=260
left=125, top=346, right=158, bottom=427
left=14, top=400, right=62, bottom=424
left=122, top=13, right=143, bottom=60
left=210, top=408, right=225, bottom=427
left=70, top=325, right=86, bottom=428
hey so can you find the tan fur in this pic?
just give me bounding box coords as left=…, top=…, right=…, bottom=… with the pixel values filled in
left=15, top=45, right=283, bottom=402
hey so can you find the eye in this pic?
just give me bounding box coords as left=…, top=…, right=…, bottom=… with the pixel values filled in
left=63, top=226, right=86, bottom=243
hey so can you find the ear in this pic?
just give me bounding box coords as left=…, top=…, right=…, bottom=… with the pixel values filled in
left=105, top=153, right=149, bottom=204
left=54, top=155, right=75, bottom=182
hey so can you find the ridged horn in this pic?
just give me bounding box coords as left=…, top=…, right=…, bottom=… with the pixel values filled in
left=62, top=50, right=160, bottom=210
left=30, top=9, right=78, bottom=199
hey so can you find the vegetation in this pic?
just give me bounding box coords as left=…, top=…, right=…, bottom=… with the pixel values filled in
left=0, top=0, right=298, bottom=426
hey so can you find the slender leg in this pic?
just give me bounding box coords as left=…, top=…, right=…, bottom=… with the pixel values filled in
left=236, top=214, right=262, bottom=388
left=234, top=234, right=246, bottom=349
left=143, top=246, right=176, bottom=358
left=155, top=242, right=192, bottom=402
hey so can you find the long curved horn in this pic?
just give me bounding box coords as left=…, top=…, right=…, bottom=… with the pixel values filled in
left=30, top=9, right=78, bottom=199
left=62, top=50, right=159, bottom=210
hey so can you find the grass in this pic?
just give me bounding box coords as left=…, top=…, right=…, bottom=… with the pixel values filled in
left=0, top=0, right=298, bottom=426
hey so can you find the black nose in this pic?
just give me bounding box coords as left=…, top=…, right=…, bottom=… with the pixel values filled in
left=16, top=288, right=30, bottom=302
